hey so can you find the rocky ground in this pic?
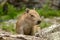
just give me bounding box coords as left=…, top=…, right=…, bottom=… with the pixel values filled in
left=0, top=17, right=60, bottom=40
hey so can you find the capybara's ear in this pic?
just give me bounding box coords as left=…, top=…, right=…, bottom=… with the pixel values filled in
left=26, top=8, right=30, bottom=13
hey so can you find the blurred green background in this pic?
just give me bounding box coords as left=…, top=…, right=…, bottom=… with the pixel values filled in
left=0, top=3, right=60, bottom=20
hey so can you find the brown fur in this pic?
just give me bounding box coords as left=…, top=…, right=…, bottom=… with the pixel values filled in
left=16, top=9, right=41, bottom=35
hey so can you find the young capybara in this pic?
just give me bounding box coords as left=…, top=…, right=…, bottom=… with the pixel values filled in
left=16, top=8, right=41, bottom=35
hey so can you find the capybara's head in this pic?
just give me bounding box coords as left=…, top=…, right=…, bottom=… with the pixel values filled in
left=25, top=8, right=41, bottom=25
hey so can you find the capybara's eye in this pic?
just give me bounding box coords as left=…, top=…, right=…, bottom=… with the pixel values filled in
left=30, top=14, right=34, bottom=17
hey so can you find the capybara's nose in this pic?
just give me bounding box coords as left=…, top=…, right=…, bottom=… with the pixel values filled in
left=37, top=21, right=41, bottom=25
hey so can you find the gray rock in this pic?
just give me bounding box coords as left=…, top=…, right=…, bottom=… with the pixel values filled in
left=48, top=32, right=60, bottom=40
left=35, top=24, right=60, bottom=39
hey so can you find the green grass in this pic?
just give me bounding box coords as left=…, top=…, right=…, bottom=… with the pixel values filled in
left=0, top=21, right=51, bottom=34
left=36, top=4, right=60, bottom=18
left=37, top=9, right=60, bottom=18
left=0, top=3, right=60, bottom=20
left=40, top=21, right=52, bottom=29
left=0, top=22, right=16, bottom=34
left=0, top=4, right=25, bottom=20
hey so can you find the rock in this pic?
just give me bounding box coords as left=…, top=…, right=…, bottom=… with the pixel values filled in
left=4, top=19, right=17, bottom=24
left=0, top=34, right=41, bottom=40
left=35, top=24, right=60, bottom=38
left=43, top=18, right=56, bottom=24
left=1, top=18, right=60, bottom=40
left=47, top=32, right=60, bottom=40
left=49, top=0, right=60, bottom=10
left=54, top=17, right=60, bottom=23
